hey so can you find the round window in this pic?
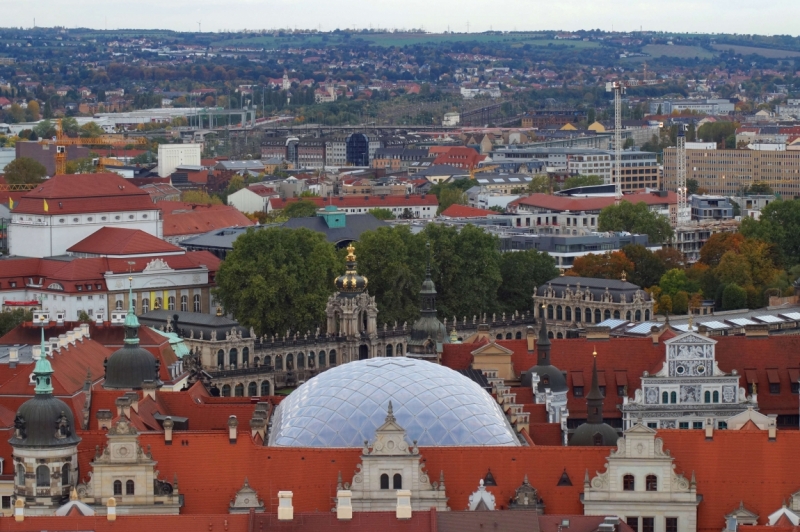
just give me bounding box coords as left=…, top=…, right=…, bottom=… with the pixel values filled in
left=72, top=217, right=79, bottom=223
left=101, top=216, right=107, bottom=221
left=142, top=214, right=148, bottom=219
left=675, top=365, right=685, bottom=375
left=59, top=218, right=65, bottom=223
left=128, top=215, right=134, bottom=220
left=115, top=216, right=121, bottom=220
left=87, top=217, right=93, bottom=222
left=697, top=365, right=705, bottom=374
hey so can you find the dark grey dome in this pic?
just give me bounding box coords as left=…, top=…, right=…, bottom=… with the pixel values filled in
left=521, top=364, right=568, bottom=393
left=10, top=395, right=81, bottom=448
left=104, top=290, right=162, bottom=390
left=569, top=422, right=619, bottom=447
left=104, top=344, right=161, bottom=390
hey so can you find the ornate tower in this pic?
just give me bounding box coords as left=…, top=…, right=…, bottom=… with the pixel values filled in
left=407, top=243, right=447, bottom=359
left=569, top=349, right=619, bottom=446
left=326, top=244, right=378, bottom=362
left=10, top=327, right=81, bottom=513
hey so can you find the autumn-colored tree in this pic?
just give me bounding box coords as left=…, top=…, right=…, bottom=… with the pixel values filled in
left=26, top=100, right=40, bottom=121
left=567, top=251, right=634, bottom=280
left=181, top=190, right=222, bottom=205
left=654, top=247, right=686, bottom=270
left=699, top=232, right=744, bottom=267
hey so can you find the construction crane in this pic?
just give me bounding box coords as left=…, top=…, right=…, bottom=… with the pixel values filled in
left=39, top=119, right=149, bottom=175
left=469, top=164, right=499, bottom=180
left=0, top=183, right=37, bottom=192
left=605, top=77, right=664, bottom=200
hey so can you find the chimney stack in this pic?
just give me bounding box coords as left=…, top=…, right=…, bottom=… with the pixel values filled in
left=704, top=417, right=714, bottom=440
left=526, top=326, right=535, bottom=352
left=163, top=417, right=174, bottom=445
left=9, top=346, right=19, bottom=368
left=277, top=492, right=293, bottom=521
left=396, top=490, right=412, bottom=520
left=106, top=497, right=117, bottom=521
left=228, top=415, right=238, bottom=444
left=336, top=490, right=353, bottom=520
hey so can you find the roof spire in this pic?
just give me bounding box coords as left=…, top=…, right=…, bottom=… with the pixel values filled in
left=385, top=401, right=395, bottom=423
left=123, top=276, right=140, bottom=346
left=34, top=325, right=54, bottom=395
left=538, top=303, right=551, bottom=363
left=586, top=347, right=604, bottom=424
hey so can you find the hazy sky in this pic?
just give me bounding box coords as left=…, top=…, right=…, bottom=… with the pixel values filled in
left=4, top=0, right=799, bottom=35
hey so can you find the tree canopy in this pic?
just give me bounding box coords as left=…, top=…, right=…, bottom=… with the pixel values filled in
left=562, top=174, right=603, bottom=190
left=213, top=227, right=340, bottom=336
left=283, top=199, right=320, bottom=218
left=598, top=201, right=674, bottom=244
left=497, top=249, right=559, bottom=314
left=740, top=199, right=800, bottom=267
left=3, top=157, right=47, bottom=184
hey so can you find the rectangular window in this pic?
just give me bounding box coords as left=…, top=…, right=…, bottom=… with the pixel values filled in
left=617, top=385, right=626, bottom=396
left=573, top=386, right=584, bottom=398
left=666, top=518, right=678, bottom=532
left=647, top=422, right=658, bottom=429
left=770, top=383, right=780, bottom=395
left=642, top=517, right=655, bottom=532
left=626, top=517, right=639, bottom=532
left=693, top=421, right=703, bottom=429
left=679, top=422, right=689, bottom=429
left=1, top=496, right=9, bottom=509
left=792, top=382, right=799, bottom=394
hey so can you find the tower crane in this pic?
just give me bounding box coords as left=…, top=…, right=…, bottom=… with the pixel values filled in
left=605, top=77, right=664, bottom=200
left=39, top=119, right=149, bottom=175
left=675, top=124, right=690, bottom=224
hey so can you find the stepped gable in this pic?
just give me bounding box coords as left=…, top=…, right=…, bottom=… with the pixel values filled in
left=13, top=173, right=154, bottom=215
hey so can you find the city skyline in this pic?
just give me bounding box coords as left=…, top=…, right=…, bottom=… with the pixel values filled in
left=3, top=0, right=799, bottom=35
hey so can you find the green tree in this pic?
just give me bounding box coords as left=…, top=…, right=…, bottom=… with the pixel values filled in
left=497, top=249, right=559, bottom=314
left=697, top=121, right=738, bottom=147
left=525, top=175, right=551, bottom=194
left=621, top=244, right=666, bottom=288
left=182, top=190, right=223, bottom=205
left=369, top=208, right=395, bottom=220
left=60, top=117, right=80, bottom=136
left=721, top=283, right=748, bottom=310
left=672, top=290, right=689, bottom=314
left=657, top=294, right=672, bottom=315
left=598, top=201, right=674, bottom=244
left=435, top=187, right=467, bottom=215
left=686, top=178, right=699, bottom=195
left=745, top=182, right=773, bottom=195
left=33, top=119, right=56, bottom=139
left=0, top=309, right=33, bottom=337
left=213, top=227, right=339, bottom=335
left=3, top=157, right=47, bottom=184
left=562, top=174, right=604, bottom=190
left=65, top=157, right=100, bottom=174
left=283, top=199, right=320, bottom=218
left=353, top=226, right=426, bottom=325
left=79, top=121, right=105, bottom=138
left=658, top=268, right=699, bottom=297
left=740, top=199, right=800, bottom=266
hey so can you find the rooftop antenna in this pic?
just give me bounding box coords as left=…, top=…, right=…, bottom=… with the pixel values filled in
left=197, top=21, right=202, bottom=33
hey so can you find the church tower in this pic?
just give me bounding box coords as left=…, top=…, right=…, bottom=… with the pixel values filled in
left=407, top=243, right=448, bottom=359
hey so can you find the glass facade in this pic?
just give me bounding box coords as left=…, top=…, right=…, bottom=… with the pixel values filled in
left=269, top=357, right=520, bottom=447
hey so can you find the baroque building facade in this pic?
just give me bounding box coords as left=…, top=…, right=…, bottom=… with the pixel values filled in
left=533, top=276, right=654, bottom=338
left=621, top=328, right=756, bottom=430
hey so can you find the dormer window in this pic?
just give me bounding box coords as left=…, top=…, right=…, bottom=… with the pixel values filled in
left=77, top=285, right=83, bottom=291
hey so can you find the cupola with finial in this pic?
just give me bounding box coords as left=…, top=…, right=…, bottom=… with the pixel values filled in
left=334, top=244, right=368, bottom=297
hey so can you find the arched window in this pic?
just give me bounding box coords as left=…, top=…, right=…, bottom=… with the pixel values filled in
left=235, top=384, right=244, bottom=397
left=547, top=305, right=554, bottom=320
left=115, top=299, right=124, bottom=310
left=626, top=311, right=632, bottom=321
left=604, top=309, right=611, bottom=320
left=286, top=353, right=294, bottom=370
left=386, top=344, right=393, bottom=357
left=126, top=480, right=135, bottom=495
left=141, top=298, right=150, bottom=313
left=61, top=463, right=70, bottom=485
left=556, top=332, right=563, bottom=339
left=506, top=333, right=513, bottom=339
left=248, top=382, right=257, bottom=396
left=614, top=310, right=620, bottom=319
left=646, top=475, right=657, bottom=492
left=662, top=391, right=669, bottom=404
left=36, top=465, right=50, bottom=488
left=670, top=391, right=677, bottom=404
left=380, top=474, right=389, bottom=490
left=635, top=310, right=642, bottom=321
left=16, top=464, right=24, bottom=485
left=261, top=381, right=270, bottom=396
left=623, top=474, right=635, bottom=491
left=516, top=331, right=522, bottom=339
left=496, top=334, right=503, bottom=340
left=548, top=331, right=554, bottom=339
left=307, top=353, right=315, bottom=368
left=585, top=308, right=592, bottom=323
left=556, top=305, right=563, bottom=320
left=393, top=474, right=402, bottom=489
left=329, top=350, right=336, bottom=366
left=217, top=350, right=225, bottom=368
left=168, top=296, right=176, bottom=311
left=297, top=352, right=305, bottom=368
left=645, top=310, right=651, bottom=320
left=713, top=391, right=720, bottom=403
left=229, top=348, right=238, bottom=369
left=593, top=433, right=604, bottom=446
left=574, top=307, right=581, bottom=322
left=704, top=391, right=711, bottom=403
left=595, top=309, right=602, bottom=323
left=180, top=295, right=188, bottom=312
left=113, top=480, right=122, bottom=495
left=193, top=294, right=201, bottom=312
left=319, top=352, right=326, bottom=367
left=242, top=347, right=249, bottom=367
left=221, top=384, right=231, bottom=397
left=275, top=355, right=283, bottom=371
left=565, top=307, right=572, bottom=321
left=253, top=356, right=260, bottom=368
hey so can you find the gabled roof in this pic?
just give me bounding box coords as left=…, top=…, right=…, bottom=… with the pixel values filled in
left=14, top=173, right=155, bottom=215
left=440, top=204, right=495, bottom=218
left=512, top=191, right=677, bottom=213
left=159, top=201, right=253, bottom=237
left=67, top=227, right=182, bottom=256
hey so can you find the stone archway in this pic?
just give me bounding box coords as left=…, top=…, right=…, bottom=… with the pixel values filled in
left=359, top=344, right=369, bottom=360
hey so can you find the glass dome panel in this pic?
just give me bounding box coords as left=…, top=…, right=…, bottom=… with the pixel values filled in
left=269, top=357, right=519, bottom=447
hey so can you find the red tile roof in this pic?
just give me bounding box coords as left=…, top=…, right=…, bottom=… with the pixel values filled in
left=159, top=201, right=253, bottom=237
left=270, top=194, right=439, bottom=210
left=510, top=191, right=677, bottom=213
left=440, top=204, right=494, bottom=218
left=13, top=173, right=155, bottom=215
left=67, top=227, right=183, bottom=255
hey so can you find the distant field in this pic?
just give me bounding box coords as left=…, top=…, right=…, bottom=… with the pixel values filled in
left=642, top=44, right=716, bottom=59
left=211, top=32, right=601, bottom=49
left=710, top=43, right=800, bottom=58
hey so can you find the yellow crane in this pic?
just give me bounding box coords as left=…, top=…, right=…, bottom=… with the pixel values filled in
left=0, top=183, right=37, bottom=192
left=39, top=119, right=149, bottom=175
left=469, top=164, right=499, bottom=180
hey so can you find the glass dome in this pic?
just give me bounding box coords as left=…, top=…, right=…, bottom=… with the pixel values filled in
left=269, top=357, right=520, bottom=447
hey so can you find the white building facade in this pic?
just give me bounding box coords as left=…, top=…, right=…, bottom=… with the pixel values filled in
left=157, top=144, right=201, bottom=177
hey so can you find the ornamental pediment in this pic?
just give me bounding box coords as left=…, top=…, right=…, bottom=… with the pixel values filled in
left=664, top=331, right=717, bottom=346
